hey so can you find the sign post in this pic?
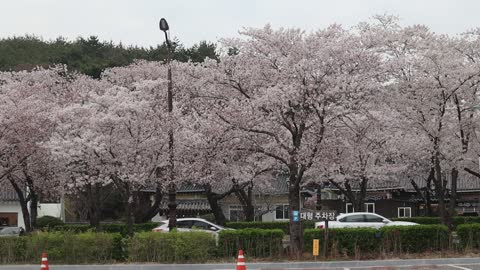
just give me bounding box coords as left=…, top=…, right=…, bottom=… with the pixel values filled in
left=313, top=239, right=319, bottom=260
left=300, top=209, right=337, bottom=259
left=323, top=218, right=329, bottom=258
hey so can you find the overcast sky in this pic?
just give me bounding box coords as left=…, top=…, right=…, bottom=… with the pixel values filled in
left=2, top=0, right=480, bottom=47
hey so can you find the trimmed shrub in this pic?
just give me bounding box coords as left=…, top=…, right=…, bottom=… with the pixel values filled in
left=226, top=222, right=289, bottom=233
left=27, top=232, right=122, bottom=264
left=129, top=231, right=216, bottom=263
left=457, top=224, right=480, bottom=249
left=304, top=225, right=448, bottom=257
left=381, top=225, right=448, bottom=253
left=0, top=232, right=122, bottom=264
left=393, top=217, right=480, bottom=229
left=304, top=228, right=381, bottom=257
left=53, top=224, right=91, bottom=233
left=392, top=217, right=440, bottom=225
left=0, top=237, right=28, bottom=264
left=218, top=228, right=284, bottom=258
left=133, top=222, right=160, bottom=233
left=36, top=216, right=64, bottom=230
left=52, top=222, right=159, bottom=235
left=226, top=221, right=315, bottom=234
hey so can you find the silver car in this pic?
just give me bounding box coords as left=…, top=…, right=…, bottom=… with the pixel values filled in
left=152, top=218, right=230, bottom=235
left=0, top=227, right=25, bottom=237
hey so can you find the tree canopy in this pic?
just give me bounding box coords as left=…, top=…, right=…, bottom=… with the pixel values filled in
left=0, top=35, right=218, bottom=78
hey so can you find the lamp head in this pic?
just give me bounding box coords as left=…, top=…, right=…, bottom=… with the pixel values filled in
left=159, top=18, right=169, bottom=32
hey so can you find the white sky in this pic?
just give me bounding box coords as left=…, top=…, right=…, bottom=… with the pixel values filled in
left=2, top=0, right=480, bottom=47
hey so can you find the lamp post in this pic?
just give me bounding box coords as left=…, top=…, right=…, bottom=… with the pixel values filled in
left=159, top=18, right=176, bottom=230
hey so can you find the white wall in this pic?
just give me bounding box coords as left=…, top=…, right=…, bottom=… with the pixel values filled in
left=37, top=203, right=62, bottom=219
left=261, top=211, right=276, bottom=222
left=0, top=202, right=24, bottom=229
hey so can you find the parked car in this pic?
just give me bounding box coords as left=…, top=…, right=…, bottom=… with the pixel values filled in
left=152, top=218, right=231, bottom=235
left=0, top=227, right=25, bottom=237
left=315, top=212, right=418, bottom=229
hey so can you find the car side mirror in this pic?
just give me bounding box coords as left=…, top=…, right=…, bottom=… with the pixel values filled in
left=382, top=219, right=390, bottom=224
left=210, top=226, right=218, bottom=231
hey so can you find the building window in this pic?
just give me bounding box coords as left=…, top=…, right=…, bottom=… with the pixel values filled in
left=275, top=204, right=289, bottom=220
left=345, top=203, right=374, bottom=213
left=0, top=217, right=8, bottom=226
left=229, top=205, right=244, bottom=221
left=365, top=203, right=375, bottom=213
left=346, top=203, right=354, bottom=213
left=398, top=207, right=411, bottom=218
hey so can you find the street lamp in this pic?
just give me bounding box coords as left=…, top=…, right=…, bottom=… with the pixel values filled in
left=159, top=17, right=176, bottom=231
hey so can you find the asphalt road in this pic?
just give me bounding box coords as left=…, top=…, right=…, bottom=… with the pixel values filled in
left=3, top=257, right=480, bottom=270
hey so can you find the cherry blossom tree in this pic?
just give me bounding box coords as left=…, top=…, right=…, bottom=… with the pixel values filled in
left=189, top=24, right=382, bottom=253
left=48, top=63, right=173, bottom=234
left=371, top=17, right=480, bottom=229
left=0, top=66, right=73, bottom=232
left=322, top=110, right=405, bottom=212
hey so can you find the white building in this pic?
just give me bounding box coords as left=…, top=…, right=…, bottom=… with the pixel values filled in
left=0, top=186, right=63, bottom=229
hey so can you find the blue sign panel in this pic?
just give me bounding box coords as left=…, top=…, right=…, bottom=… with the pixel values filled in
left=293, top=210, right=299, bottom=222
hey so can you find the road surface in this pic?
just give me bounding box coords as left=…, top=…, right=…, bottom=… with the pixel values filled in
left=3, top=257, right=480, bottom=270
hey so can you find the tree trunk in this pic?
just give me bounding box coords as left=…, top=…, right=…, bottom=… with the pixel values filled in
left=244, top=186, right=255, bottom=221
left=288, top=179, right=302, bottom=257
left=167, top=183, right=177, bottom=230
left=206, top=191, right=227, bottom=226
left=29, top=191, right=38, bottom=230
left=411, top=168, right=434, bottom=217
left=86, top=183, right=102, bottom=230
left=204, top=183, right=240, bottom=226
left=25, top=173, right=38, bottom=230
left=8, top=176, right=31, bottom=232
left=425, top=169, right=433, bottom=216
left=446, top=168, right=458, bottom=232
left=125, top=183, right=134, bottom=236
left=234, top=182, right=255, bottom=221
left=328, top=178, right=367, bottom=212
left=133, top=184, right=163, bottom=223
left=316, top=183, right=322, bottom=210
left=433, top=155, right=448, bottom=225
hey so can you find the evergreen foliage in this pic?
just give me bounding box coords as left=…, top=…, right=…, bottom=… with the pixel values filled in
left=0, top=35, right=218, bottom=78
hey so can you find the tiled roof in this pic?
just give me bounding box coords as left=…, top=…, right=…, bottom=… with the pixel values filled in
left=144, top=173, right=290, bottom=195
left=0, top=186, right=19, bottom=202
left=402, top=174, right=480, bottom=192
left=160, top=199, right=211, bottom=211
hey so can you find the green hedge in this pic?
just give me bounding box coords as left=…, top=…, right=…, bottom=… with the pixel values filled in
left=457, top=224, right=480, bottom=249
left=53, top=224, right=91, bottom=233
left=218, top=228, right=284, bottom=258
left=0, top=232, right=122, bottom=264
left=36, top=216, right=64, bottom=229
left=225, top=221, right=315, bottom=234
left=304, top=228, right=381, bottom=257
left=381, top=225, right=448, bottom=253
left=129, top=231, right=216, bottom=263
left=53, top=222, right=159, bottom=235
left=0, top=236, right=28, bottom=265
left=304, top=225, right=449, bottom=257
left=392, top=217, right=441, bottom=225
left=393, top=217, right=480, bottom=229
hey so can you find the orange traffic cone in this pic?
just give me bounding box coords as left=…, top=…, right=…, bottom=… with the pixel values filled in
left=40, top=253, right=49, bottom=270
left=236, top=250, right=246, bottom=270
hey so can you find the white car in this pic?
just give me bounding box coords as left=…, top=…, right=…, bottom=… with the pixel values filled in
left=315, top=212, right=418, bottom=229
left=152, top=218, right=229, bottom=235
